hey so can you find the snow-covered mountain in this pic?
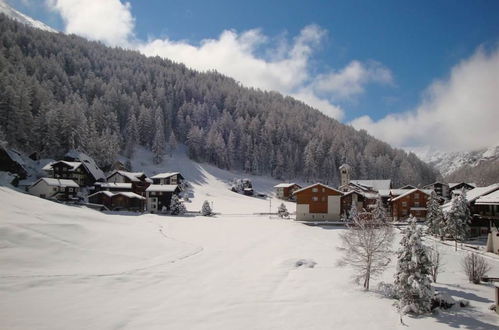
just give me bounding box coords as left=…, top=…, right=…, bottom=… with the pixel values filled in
left=0, top=0, right=56, bottom=32
left=415, top=144, right=499, bottom=177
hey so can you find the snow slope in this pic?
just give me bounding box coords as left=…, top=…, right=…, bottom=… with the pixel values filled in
left=127, top=146, right=299, bottom=214
left=0, top=0, right=56, bottom=32
left=1, top=182, right=499, bottom=329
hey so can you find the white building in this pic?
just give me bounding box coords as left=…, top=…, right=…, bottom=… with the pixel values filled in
left=28, top=178, right=79, bottom=200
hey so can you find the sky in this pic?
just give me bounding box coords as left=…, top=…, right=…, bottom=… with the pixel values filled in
left=6, top=0, right=499, bottom=153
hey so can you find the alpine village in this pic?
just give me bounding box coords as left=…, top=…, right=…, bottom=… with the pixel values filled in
left=1, top=1, right=499, bottom=329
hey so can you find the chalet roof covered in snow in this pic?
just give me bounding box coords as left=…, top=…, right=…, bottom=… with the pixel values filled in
left=65, top=150, right=105, bottom=181
left=151, top=172, right=182, bottom=179
left=274, top=183, right=298, bottom=188
left=145, top=184, right=179, bottom=192
left=390, top=188, right=432, bottom=202
left=31, top=178, right=79, bottom=188
left=293, top=183, right=343, bottom=195
left=448, top=182, right=477, bottom=189
left=94, top=182, right=132, bottom=189
left=108, top=170, right=147, bottom=182
left=464, top=184, right=499, bottom=203
left=42, top=161, right=81, bottom=171
left=475, top=190, right=499, bottom=205
left=88, top=191, right=145, bottom=200
left=350, top=180, right=391, bottom=191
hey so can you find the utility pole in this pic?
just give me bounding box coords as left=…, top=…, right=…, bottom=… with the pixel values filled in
left=269, top=197, right=272, bottom=219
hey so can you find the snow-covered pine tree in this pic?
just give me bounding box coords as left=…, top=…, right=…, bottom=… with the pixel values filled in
left=201, top=200, right=212, bottom=216
left=152, top=110, right=166, bottom=164
left=347, top=203, right=358, bottom=223
left=170, top=195, right=186, bottom=215
left=278, top=203, right=289, bottom=218
left=394, top=216, right=433, bottom=314
left=444, top=191, right=471, bottom=250
left=168, top=131, right=177, bottom=157
left=371, top=197, right=387, bottom=223
left=124, top=111, right=139, bottom=158
left=425, top=191, right=445, bottom=237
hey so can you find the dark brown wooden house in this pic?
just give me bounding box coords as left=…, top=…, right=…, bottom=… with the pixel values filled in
left=390, top=188, right=431, bottom=221
left=274, top=183, right=301, bottom=200
left=340, top=191, right=379, bottom=217
left=106, top=170, right=152, bottom=196
left=145, top=184, right=181, bottom=213
left=293, top=183, right=343, bottom=221
left=87, top=191, right=145, bottom=211
left=150, top=172, right=184, bottom=186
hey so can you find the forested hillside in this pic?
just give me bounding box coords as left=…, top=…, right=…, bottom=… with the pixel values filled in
left=0, top=15, right=437, bottom=186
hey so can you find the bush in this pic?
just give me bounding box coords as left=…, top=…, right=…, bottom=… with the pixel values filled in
left=462, top=253, right=491, bottom=284
left=201, top=200, right=212, bottom=216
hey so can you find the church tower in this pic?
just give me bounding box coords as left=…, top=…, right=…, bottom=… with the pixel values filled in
left=339, top=164, right=351, bottom=187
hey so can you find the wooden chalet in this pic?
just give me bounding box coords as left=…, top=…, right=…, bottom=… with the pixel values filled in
left=145, top=184, right=181, bottom=213
left=28, top=178, right=79, bottom=201
left=274, top=183, right=301, bottom=200
left=0, top=146, right=28, bottom=182
left=340, top=190, right=379, bottom=217
left=423, top=181, right=450, bottom=200
left=88, top=191, right=145, bottom=211
left=293, top=183, right=343, bottom=221
left=106, top=170, right=152, bottom=196
left=390, top=188, right=431, bottom=221
left=449, top=182, right=476, bottom=195
left=444, top=184, right=499, bottom=237
left=150, top=172, right=184, bottom=186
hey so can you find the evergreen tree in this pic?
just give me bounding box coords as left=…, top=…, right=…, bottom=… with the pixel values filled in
left=152, top=108, right=166, bottom=164
left=394, top=216, right=433, bottom=314
left=170, top=195, right=186, bottom=215
left=201, top=200, right=212, bottom=216
left=371, top=197, right=387, bottom=223
left=425, top=191, right=445, bottom=237
left=124, top=111, right=139, bottom=158
left=444, top=191, right=471, bottom=250
left=168, top=131, right=177, bottom=157
left=277, top=203, right=289, bottom=218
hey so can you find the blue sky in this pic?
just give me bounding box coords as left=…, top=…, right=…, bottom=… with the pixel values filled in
left=6, top=0, right=499, bottom=152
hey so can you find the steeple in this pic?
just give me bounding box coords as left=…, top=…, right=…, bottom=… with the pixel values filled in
left=339, top=163, right=351, bottom=187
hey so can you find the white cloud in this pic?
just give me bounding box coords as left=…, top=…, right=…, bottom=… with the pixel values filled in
left=45, top=0, right=394, bottom=121
left=314, top=60, right=393, bottom=99
left=350, top=47, right=499, bottom=152
left=46, top=0, right=134, bottom=46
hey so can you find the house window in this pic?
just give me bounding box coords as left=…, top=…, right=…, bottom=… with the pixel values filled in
left=312, top=196, right=318, bottom=201
left=414, top=193, right=419, bottom=199
left=68, top=188, right=73, bottom=192
left=402, top=201, right=407, bottom=207
left=414, top=201, right=420, bottom=207
left=312, top=188, right=318, bottom=193
left=322, top=188, right=325, bottom=192
left=53, top=187, right=57, bottom=192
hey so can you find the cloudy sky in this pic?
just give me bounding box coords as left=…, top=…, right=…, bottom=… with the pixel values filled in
left=7, top=0, right=499, bottom=153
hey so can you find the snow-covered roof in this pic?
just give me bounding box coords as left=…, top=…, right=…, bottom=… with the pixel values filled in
left=465, top=184, right=499, bottom=203
left=293, top=183, right=343, bottom=195
left=350, top=180, right=391, bottom=191
left=475, top=190, right=499, bottom=205
left=32, top=178, right=79, bottom=188
left=95, top=182, right=132, bottom=189
left=145, top=184, right=179, bottom=192
left=274, top=183, right=299, bottom=188
left=151, top=172, right=181, bottom=179
left=448, top=182, right=476, bottom=189
left=108, top=171, right=146, bottom=182
left=391, top=188, right=431, bottom=202
left=42, top=161, right=81, bottom=171
left=65, top=150, right=106, bottom=181
left=423, top=181, right=448, bottom=188
left=410, top=207, right=427, bottom=211
left=378, top=189, right=413, bottom=197
left=88, top=191, right=145, bottom=200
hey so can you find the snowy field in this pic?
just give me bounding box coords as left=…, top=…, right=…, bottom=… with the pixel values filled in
left=1, top=151, right=499, bottom=329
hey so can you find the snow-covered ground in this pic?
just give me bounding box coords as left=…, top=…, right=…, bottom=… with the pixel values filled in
left=1, top=150, right=499, bottom=329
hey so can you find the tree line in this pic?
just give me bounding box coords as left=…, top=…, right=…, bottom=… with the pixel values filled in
left=0, top=15, right=437, bottom=185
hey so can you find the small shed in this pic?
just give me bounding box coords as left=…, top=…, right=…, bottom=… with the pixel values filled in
left=88, top=191, right=145, bottom=211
